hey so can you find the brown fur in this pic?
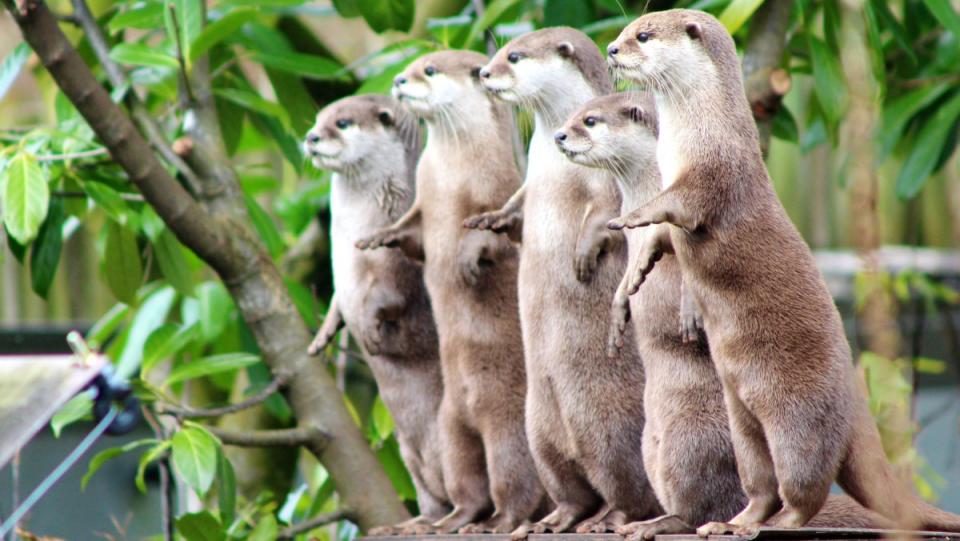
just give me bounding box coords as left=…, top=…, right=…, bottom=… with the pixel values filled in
left=607, top=9, right=960, bottom=534
left=356, top=50, right=545, bottom=534
left=471, top=29, right=660, bottom=538
left=304, top=95, right=448, bottom=533
left=558, top=91, right=895, bottom=539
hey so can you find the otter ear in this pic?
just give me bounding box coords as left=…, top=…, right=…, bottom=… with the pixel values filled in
left=621, top=106, right=643, bottom=123
left=470, top=66, right=482, bottom=79
left=377, top=108, right=394, bottom=127
left=557, top=41, right=575, bottom=58
left=685, top=21, right=702, bottom=39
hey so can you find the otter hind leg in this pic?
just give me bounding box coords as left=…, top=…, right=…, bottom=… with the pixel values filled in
left=433, top=406, right=491, bottom=533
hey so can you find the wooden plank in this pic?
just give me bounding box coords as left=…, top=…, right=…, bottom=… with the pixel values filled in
left=0, top=354, right=107, bottom=469
left=360, top=529, right=960, bottom=541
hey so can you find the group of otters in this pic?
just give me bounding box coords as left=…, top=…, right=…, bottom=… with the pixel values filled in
left=302, top=9, right=960, bottom=540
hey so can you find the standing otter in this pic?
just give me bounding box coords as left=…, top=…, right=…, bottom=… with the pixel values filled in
left=556, top=91, right=894, bottom=539
left=606, top=9, right=960, bottom=534
left=356, top=50, right=545, bottom=534
left=303, top=95, right=449, bottom=533
left=468, top=28, right=660, bottom=537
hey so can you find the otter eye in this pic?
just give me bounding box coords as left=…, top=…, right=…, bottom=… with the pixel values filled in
left=584, top=116, right=597, bottom=127
left=335, top=119, right=352, bottom=129
left=507, top=52, right=521, bottom=64
left=424, top=66, right=437, bottom=76
left=637, top=32, right=651, bottom=42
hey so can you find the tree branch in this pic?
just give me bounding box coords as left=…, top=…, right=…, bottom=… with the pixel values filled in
left=208, top=426, right=329, bottom=451
left=157, top=377, right=286, bottom=419
left=741, top=0, right=794, bottom=156
left=278, top=509, right=352, bottom=540
left=71, top=0, right=202, bottom=195
left=36, top=147, right=108, bottom=161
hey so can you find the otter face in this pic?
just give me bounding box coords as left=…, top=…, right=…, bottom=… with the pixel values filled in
left=554, top=92, right=657, bottom=169
left=392, top=51, right=487, bottom=117
left=606, top=10, right=715, bottom=93
left=304, top=95, right=402, bottom=171
left=480, top=27, right=606, bottom=103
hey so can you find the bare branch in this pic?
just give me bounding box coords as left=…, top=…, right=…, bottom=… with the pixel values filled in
left=53, top=190, right=144, bottom=202
left=741, top=0, right=793, bottom=156
left=37, top=147, right=109, bottom=161
left=278, top=509, right=352, bottom=539
left=208, top=426, right=330, bottom=451
left=156, top=377, right=286, bottom=419
left=71, top=0, right=202, bottom=194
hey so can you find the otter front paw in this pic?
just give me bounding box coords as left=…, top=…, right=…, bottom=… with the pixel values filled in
left=464, top=209, right=520, bottom=237
left=355, top=229, right=400, bottom=250
left=608, top=208, right=669, bottom=231
left=607, top=291, right=631, bottom=358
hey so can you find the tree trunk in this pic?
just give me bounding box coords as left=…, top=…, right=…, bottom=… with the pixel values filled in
left=5, top=0, right=408, bottom=529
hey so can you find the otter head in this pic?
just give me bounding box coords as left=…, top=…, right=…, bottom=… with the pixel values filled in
left=479, top=27, right=611, bottom=105
left=607, top=9, right=733, bottom=97
left=304, top=94, right=416, bottom=173
left=391, top=50, right=489, bottom=119
left=554, top=92, right=658, bottom=171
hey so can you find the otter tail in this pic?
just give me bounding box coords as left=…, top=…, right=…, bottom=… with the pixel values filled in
left=837, top=397, right=960, bottom=532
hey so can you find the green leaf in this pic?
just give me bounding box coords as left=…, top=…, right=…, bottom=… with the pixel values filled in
left=771, top=104, right=799, bottom=143
left=253, top=51, right=345, bottom=80
left=215, top=96, right=245, bottom=157
left=176, top=511, right=225, bottom=541
left=359, top=0, right=415, bottom=33
left=50, top=393, right=92, bottom=438
left=244, top=194, right=285, bottom=259
left=543, top=0, right=592, bottom=27
left=213, top=88, right=287, bottom=120
left=84, top=181, right=129, bottom=224
left=286, top=278, right=319, bottom=327
left=103, top=220, right=143, bottom=304
left=29, top=197, right=64, bottom=298
left=108, top=3, right=165, bottom=34
left=2, top=152, right=49, bottom=244
left=808, top=36, right=847, bottom=127
left=86, top=302, right=130, bottom=349
left=164, top=352, right=261, bottom=387
left=175, top=0, right=204, bottom=62
left=879, top=83, right=951, bottom=160
left=136, top=440, right=172, bottom=493
left=82, top=439, right=159, bottom=489
left=870, top=0, right=917, bottom=65
left=248, top=112, right=303, bottom=172
left=913, top=356, right=947, bottom=375
left=466, top=0, right=524, bottom=46
left=109, top=43, right=179, bottom=69
left=172, top=424, right=220, bottom=495
left=249, top=515, right=278, bottom=541
left=922, top=0, right=960, bottom=38
left=143, top=322, right=198, bottom=375
left=197, top=281, right=232, bottom=341
left=371, top=395, right=395, bottom=441
left=332, top=0, right=361, bottom=17
left=190, top=9, right=258, bottom=61
left=895, top=91, right=960, bottom=199
left=375, top=436, right=416, bottom=500
left=717, top=0, right=764, bottom=34
left=217, top=451, right=237, bottom=526
left=0, top=43, right=30, bottom=101
left=116, top=285, right=177, bottom=379
left=153, top=228, right=194, bottom=296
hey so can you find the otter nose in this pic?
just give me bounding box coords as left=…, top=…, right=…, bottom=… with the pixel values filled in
left=479, top=68, right=491, bottom=79
left=307, top=132, right=320, bottom=144
left=554, top=132, right=567, bottom=143
left=393, top=76, right=407, bottom=87
left=607, top=45, right=619, bottom=56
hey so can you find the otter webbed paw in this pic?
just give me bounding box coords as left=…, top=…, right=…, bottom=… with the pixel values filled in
left=307, top=305, right=343, bottom=356
left=608, top=288, right=632, bottom=358
left=355, top=228, right=401, bottom=250
left=464, top=208, right=523, bottom=243
left=696, top=521, right=758, bottom=537
left=618, top=515, right=694, bottom=541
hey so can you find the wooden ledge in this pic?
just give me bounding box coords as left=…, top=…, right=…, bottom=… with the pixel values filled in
left=362, top=529, right=960, bottom=541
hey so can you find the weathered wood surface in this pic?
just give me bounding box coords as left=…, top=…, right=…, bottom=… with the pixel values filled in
left=361, top=529, right=960, bottom=541
left=0, top=354, right=106, bottom=469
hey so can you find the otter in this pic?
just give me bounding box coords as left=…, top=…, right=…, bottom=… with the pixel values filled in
left=468, top=28, right=660, bottom=537
left=605, top=9, right=960, bottom=534
left=555, top=91, right=895, bottom=539
left=355, top=50, right=545, bottom=534
left=303, top=95, right=449, bottom=533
